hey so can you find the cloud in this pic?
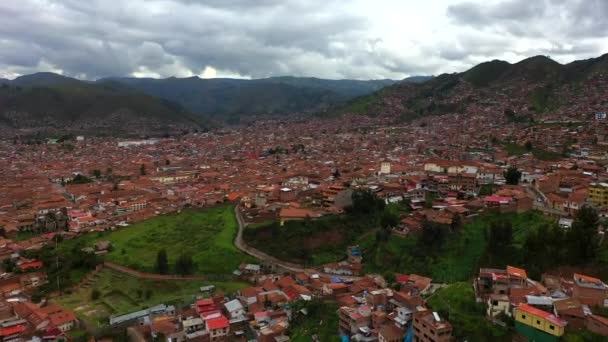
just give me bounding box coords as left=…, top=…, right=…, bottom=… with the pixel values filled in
left=0, top=0, right=606, bottom=80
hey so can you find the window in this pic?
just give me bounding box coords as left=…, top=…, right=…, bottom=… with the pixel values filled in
left=536, top=320, right=541, bottom=325
left=549, top=325, right=555, bottom=330
left=521, top=314, right=526, bottom=320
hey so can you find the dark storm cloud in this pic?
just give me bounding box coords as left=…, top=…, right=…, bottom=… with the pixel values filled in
left=0, top=0, right=606, bottom=80
left=0, top=0, right=407, bottom=79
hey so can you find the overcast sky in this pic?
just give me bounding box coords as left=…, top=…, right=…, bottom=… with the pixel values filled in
left=0, top=0, right=606, bottom=80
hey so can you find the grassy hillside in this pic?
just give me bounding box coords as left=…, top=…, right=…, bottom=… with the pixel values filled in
left=58, top=205, right=253, bottom=275
left=363, top=211, right=555, bottom=282
left=0, top=79, right=206, bottom=133
left=54, top=268, right=247, bottom=327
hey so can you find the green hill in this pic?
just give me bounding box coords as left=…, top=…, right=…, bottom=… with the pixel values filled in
left=329, top=53, right=608, bottom=120
left=97, top=76, right=404, bottom=122
left=0, top=79, right=207, bottom=135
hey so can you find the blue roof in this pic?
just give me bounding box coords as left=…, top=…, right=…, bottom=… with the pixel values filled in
left=331, top=277, right=343, bottom=283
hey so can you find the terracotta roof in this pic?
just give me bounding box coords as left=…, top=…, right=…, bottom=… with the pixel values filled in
left=507, top=265, right=528, bottom=279
left=49, top=310, right=76, bottom=326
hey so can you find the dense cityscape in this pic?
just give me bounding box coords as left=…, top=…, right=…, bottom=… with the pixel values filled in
left=2, top=1, right=608, bottom=341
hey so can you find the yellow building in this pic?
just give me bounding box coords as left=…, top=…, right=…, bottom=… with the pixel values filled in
left=514, top=305, right=566, bottom=342
left=589, top=182, right=608, bottom=209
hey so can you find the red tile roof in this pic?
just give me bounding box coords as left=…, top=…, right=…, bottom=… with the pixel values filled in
left=206, top=315, right=229, bottom=330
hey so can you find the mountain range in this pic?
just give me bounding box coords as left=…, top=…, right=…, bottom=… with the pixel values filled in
left=330, top=54, right=608, bottom=122
left=0, top=73, right=428, bottom=133
left=1, top=52, right=606, bottom=136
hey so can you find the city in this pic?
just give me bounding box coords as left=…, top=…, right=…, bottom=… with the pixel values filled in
left=1, top=1, right=608, bottom=341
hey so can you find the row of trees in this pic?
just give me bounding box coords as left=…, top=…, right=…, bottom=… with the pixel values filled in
left=155, top=249, right=195, bottom=276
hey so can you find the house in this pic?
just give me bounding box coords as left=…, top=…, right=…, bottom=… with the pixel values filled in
left=487, top=294, right=510, bottom=319
left=553, top=298, right=585, bottom=330
left=48, top=310, right=77, bottom=332
left=572, top=273, right=607, bottom=307
left=205, top=314, right=230, bottom=341
left=412, top=309, right=452, bottom=342
left=514, top=305, right=566, bottom=342
left=182, top=317, right=205, bottom=336
left=585, top=314, right=608, bottom=336
left=378, top=324, right=405, bottom=342
left=338, top=306, right=371, bottom=336
left=224, top=299, right=245, bottom=320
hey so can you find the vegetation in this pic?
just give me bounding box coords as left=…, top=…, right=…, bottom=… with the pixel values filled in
left=463, top=60, right=511, bottom=87
left=54, top=268, right=248, bottom=328
left=504, top=167, right=521, bottom=185
left=0, top=79, right=206, bottom=131
left=56, top=206, right=253, bottom=276
left=101, top=76, right=396, bottom=122
left=175, top=253, right=195, bottom=275
left=68, top=174, right=94, bottom=185
left=426, top=282, right=511, bottom=341
left=363, top=211, right=556, bottom=282
left=288, top=300, right=341, bottom=342
left=244, top=190, right=386, bottom=265
left=155, top=249, right=169, bottom=274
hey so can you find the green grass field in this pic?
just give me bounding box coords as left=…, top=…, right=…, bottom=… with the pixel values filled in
left=58, top=205, right=253, bottom=275
left=54, top=268, right=248, bottom=328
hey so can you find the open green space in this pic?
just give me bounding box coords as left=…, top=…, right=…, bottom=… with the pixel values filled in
left=503, top=142, right=562, bottom=161
left=363, top=210, right=554, bottom=282
left=58, top=205, right=253, bottom=275
left=426, top=282, right=511, bottom=341
left=54, top=268, right=248, bottom=328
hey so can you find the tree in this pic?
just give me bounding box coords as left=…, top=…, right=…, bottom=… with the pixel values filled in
left=484, top=220, right=517, bottom=267
left=568, top=205, right=600, bottom=263
left=92, top=169, right=101, bottom=178
left=420, top=221, right=447, bottom=250
left=91, top=289, right=101, bottom=300
left=504, top=167, right=521, bottom=185
left=140, top=164, right=146, bottom=175
left=348, top=190, right=385, bottom=215
left=155, top=249, right=169, bottom=274
left=68, top=174, right=93, bottom=184
left=383, top=271, right=396, bottom=286
left=175, top=253, right=194, bottom=275
left=524, top=141, right=533, bottom=151
left=380, top=211, right=399, bottom=229
left=450, top=213, right=462, bottom=232
left=332, top=169, right=341, bottom=179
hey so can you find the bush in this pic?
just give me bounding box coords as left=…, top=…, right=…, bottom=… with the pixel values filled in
left=91, top=289, right=101, bottom=300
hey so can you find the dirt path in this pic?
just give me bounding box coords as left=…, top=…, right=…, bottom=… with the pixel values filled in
left=103, top=262, right=207, bottom=280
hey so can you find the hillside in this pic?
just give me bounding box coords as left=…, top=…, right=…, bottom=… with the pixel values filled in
left=97, top=76, right=406, bottom=122
left=330, top=53, right=608, bottom=122
left=0, top=78, right=207, bottom=136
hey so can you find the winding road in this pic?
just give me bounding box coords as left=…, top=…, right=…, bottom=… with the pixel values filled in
left=233, top=206, right=362, bottom=281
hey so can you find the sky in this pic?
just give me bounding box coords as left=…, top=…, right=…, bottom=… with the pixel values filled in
left=0, top=0, right=606, bottom=80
